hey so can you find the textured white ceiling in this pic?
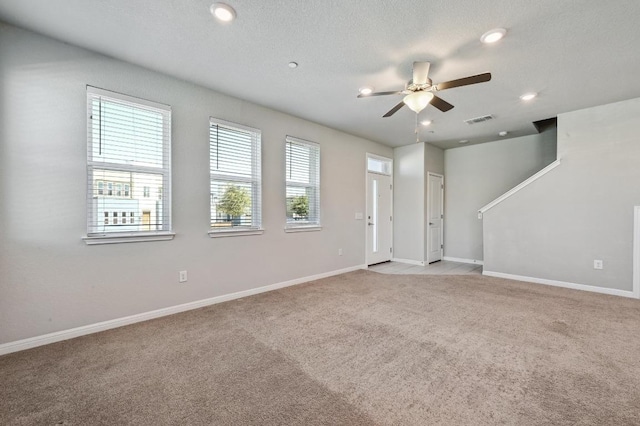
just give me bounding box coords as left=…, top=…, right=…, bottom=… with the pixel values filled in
left=1, top=0, right=640, bottom=148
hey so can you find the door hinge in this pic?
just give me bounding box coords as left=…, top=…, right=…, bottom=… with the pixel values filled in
left=441, top=184, right=444, bottom=189
left=390, top=184, right=393, bottom=190
left=390, top=215, right=392, bottom=221
left=390, top=247, right=393, bottom=253
left=441, top=244, right=444, bottom=249
left=441, top=214, right=443, bottom=219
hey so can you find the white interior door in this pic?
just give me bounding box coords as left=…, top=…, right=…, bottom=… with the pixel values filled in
left=366, top=172, right=392, bottom=265
left=427, top=173, right=444, bottom=263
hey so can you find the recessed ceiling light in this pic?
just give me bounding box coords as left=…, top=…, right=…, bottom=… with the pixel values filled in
left=359, top=86, right=373, bottom=95
left=420, top=120, right=432, bottom=126
left=459, top=139, right=469, bottom=144
left=210, top=3, right=236, bottom=22
left=520, top=92, right=537, bottom=101
left=499, top=131, right=508, bottom=137
left=288, top=62, right=298, bottom=69
left=480, top=28, right=506, bottom=44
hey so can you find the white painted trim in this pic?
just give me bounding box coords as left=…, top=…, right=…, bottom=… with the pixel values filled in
left=633, top=206, right=640, bottom=298
left=483, top=270, right=638, bottom=299
left=443, top=256, right=484, bottom=265
left=208, top=229, right=264, bottom=238
left=0, top=264, right=367, bottom=356
left=284, top=226, right=322, bottom=233
left=391, top=258, right=425, bottom=266
left=83, top=232, right=176, bottom=245
left=478, top=159, right=561, bottom=218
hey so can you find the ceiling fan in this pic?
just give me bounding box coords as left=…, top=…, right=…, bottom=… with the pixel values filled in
left=358, top=61, right=491, bottom=117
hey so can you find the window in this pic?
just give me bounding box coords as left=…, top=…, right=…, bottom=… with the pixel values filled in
left=143, top=186, right=150, bottom=198
left=85, top=86, right=172, bottom=244
left=285, top=136, right=320, bottom=230
left=209, top=118, right=262, bottom=236
left=367, top=155, right=392, bottom=175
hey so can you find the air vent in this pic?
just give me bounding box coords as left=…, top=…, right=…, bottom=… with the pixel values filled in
left=464, top=114, right=494, bottom=125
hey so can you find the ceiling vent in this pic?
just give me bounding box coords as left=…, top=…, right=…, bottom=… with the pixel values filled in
left=464, top=114, right=494, bottom=125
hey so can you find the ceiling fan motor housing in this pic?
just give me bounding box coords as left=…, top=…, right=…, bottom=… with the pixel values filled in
left=407, top=77, right=433, bottom=92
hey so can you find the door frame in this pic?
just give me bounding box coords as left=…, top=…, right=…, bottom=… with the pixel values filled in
left=365, top=153, right=393, bottom=266
left=426, top=172, right=444, bottom=264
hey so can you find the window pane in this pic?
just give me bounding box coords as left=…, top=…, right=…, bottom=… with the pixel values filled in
left=367, top=157, right=391, bottom=175
left=286, top=137, right=320, bottom=226
left=89, top=168, right=164, bottom=233
left=91, top=99, right=164, bottom=168
left=209, top=119, right=261, bottom=230
left=87, top=87, right=171, bottom=236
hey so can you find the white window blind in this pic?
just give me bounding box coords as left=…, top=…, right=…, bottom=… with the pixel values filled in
left=210, top=118, right=262, bottom=231
left=86, top=87, right=171, bottom=237
left=285, top=136, right=320, bottom=228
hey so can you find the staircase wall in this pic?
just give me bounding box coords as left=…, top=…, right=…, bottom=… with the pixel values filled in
left=483, top=97, right=640, bottom=293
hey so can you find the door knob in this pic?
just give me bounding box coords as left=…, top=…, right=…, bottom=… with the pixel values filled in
left=429, top=222, right=433, bottom=225
left=368, top=222, right=374, bottom=226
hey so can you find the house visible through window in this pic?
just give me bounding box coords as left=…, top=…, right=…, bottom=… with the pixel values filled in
left=86, top=86, right=171, bottom=238
left=209, top=118, right=262, bottom=232
left=285, top=136, right=320, bottom=228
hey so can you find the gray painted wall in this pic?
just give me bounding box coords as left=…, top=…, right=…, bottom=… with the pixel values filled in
left=483, top=97, right=640, bottom=292
left=392, top=142, right=444, bottom=263
left=0, top=23, right=392, bottom=344
left=444, top=132, right=557, bottom=261
left=392, top=143, right=424, bottom=262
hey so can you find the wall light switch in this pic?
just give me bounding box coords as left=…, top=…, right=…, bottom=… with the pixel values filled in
left=593, top=260, right=603, bottom=270
left=355, top=212, right=364, bottom=220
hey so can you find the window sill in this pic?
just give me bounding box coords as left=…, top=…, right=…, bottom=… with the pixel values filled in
left=284, top=225, right=322, bottom=233
left=208, top=228, right=264, bottom=238
left=83, top=231, right=175, bottom=245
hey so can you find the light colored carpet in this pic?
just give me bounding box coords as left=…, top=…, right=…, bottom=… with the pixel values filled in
left=2, top=270, right=640, bottom=425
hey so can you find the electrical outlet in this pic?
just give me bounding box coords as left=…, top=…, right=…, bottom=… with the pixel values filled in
left=593, top=260, right=603, bottom=270
left=355, top=212, right=364, bottom=220
left=179, top=270, right=188, bottom=282
left=338, top=248, right=343, bottom=256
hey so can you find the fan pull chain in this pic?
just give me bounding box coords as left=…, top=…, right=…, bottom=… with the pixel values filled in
left=415, top=114, right=419, bottom=144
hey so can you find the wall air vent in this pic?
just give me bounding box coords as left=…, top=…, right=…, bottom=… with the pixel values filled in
left=464, top=114, right=494, bottom=125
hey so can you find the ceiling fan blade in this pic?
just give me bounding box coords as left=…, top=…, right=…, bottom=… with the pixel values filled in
left=357, top=90, right=404, bottom=98
left=435, top=72, right=492, bottom=91
left=383, top=101, right=406, bottom=117
left=430, top=95, right=454, bottom=112
left=412, top=61, right=431, bottom=85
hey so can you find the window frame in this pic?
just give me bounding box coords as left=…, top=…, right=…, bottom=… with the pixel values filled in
left=285, top=135, right=321, bottom=232
left=83, top=86, right=174, bottom=245
left=208, top=117, right=263, bottom=238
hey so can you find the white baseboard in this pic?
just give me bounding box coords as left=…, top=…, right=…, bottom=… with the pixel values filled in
left=0, top=264, right=367, bottom=356
left=443, top=256, right=484, bottom=266
left=483, top=270, right=638, bottom=299
left=391, top=258, right=425, bottom=266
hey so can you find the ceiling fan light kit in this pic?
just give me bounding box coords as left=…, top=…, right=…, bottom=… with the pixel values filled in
left=357, top=61, right=491, bottom=118
left=404, top=91, right=434, bottom=113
